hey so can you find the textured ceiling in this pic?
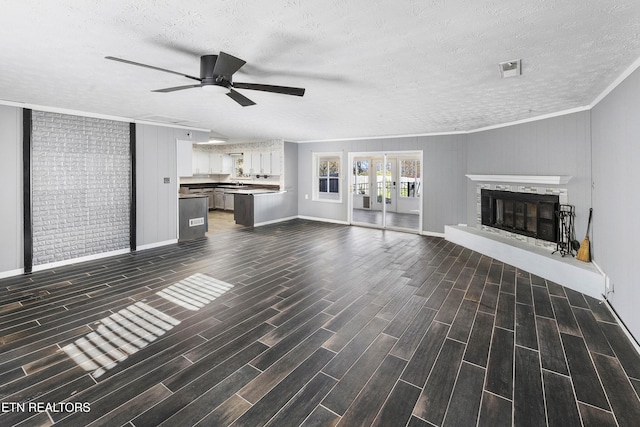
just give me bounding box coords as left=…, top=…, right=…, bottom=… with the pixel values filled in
left=1, top=0, right=640, bottom=143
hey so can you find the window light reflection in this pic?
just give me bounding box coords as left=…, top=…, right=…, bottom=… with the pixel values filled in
left=62, top=274, right=233, bottom=378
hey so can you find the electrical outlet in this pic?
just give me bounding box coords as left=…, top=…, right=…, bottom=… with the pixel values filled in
left=605, top=277, right=614, bottom=295
left=305, top=194, right=309, bottom=200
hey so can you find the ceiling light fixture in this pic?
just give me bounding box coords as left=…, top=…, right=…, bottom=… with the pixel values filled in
left=201, top=84, right=228, bottom=94
left=196, top=139, right=227, bottom=144
left=498, top=59, right=522, bottom=78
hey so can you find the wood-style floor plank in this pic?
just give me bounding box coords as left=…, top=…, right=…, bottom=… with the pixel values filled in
left=412, top=338, right=465, bottom=425
left=371, top=380, right=421, bottom=427
left=478, top=391, right=512, bottom=427
left=321, top=333, right=397, bottom=415
left=336, top=354, right=407, bottom=427
left=485, top=327, right=514, bottom=399
left=543, top=370, right=582, bottom=427
left=0, top=219, right=637, bottom=427
left=561, top=332, right=610, bottom=410
left=599, top=321, right=640, bottom=379
left=464, top=311, right=495, bottom=368
left=513, top=346, right=545, bottom=425
left=400, top=321, right=448, bottom=387
left=231, top=347, right=334, bottom=427
left=592, top=352, right=640, bottom=426
left=551, top=295, right=582, bottom=336
left=536, top=316, right=569, bottom=375
left=265, top=372, right=337, bottom=427
left=441, top=362, right=485, bottom=426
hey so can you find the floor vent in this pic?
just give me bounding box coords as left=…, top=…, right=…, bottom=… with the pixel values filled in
left=189, top=217, right=205, bottom=227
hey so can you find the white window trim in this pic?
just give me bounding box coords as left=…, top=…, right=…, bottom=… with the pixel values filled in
left=312, top=151, right=343, bottom=203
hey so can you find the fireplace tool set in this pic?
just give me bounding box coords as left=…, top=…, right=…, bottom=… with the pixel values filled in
left=554, top=204, right=579, bottom=257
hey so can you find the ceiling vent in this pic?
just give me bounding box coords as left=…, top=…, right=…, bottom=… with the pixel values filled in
left=137, top=114, right=191, bottom=125
left=498, top=59, right=521, bottom=78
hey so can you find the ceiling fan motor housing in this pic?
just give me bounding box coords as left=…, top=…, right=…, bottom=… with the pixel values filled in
left=200, top=55, right=229, bottom=88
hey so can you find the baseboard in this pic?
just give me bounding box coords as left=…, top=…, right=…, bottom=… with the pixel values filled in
left=254, top=216, right=299, bottom=227
left=297, top=215, right=350, bottom=226
left=137, top=239, right=178, bottom=251
left=0, top=268, right=24, bottom=279
left=32, top=248, right=131, bottom=272
left=602, top=298, right=640, bottom=356
left=422, top=230, right=445, bottom=238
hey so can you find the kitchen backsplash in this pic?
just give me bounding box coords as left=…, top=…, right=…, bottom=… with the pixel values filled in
left=188, top=139, right=284, bottom=187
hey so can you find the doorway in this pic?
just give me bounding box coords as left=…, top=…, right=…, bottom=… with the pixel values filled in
left=349, top=151, right=422, bottom=233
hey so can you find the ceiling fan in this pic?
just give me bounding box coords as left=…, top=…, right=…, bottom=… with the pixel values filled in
left=105, top=51, right=305, bottom=107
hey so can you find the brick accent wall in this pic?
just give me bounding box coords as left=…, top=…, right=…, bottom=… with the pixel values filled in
left=31, top=111, right=131, bottom=265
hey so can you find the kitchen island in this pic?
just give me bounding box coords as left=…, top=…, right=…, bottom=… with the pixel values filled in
left=232, top=190, right=289, bottom=226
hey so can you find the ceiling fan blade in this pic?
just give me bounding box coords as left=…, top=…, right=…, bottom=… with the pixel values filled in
left=152, top=84, right=203, bottom=93
left=227, top=89, right=256, bottom=107
left=105, top=56, right=201, bottom=82
left=232, top=82, right=305, bottom=96
left=213, top=51, right=246, bottom=77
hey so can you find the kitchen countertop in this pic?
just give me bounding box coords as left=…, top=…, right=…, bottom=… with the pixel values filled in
left=226, top=189, right=284, bottom=195
left=179, top=193, right=209, bottom=199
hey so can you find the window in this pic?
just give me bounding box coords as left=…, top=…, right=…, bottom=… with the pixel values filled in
left=313, top=152, right=342, bottom=202
left=231, top=155, right=247, bottom=179
left=399, top=159, right=421, bottom=198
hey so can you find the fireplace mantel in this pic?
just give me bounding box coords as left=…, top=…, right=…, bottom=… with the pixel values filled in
left=466, top=174, right=572, bottom=185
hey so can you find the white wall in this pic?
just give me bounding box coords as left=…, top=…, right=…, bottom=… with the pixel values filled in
left=136, top=124, right=209, bottom=248
left=0, top=105, right=23, bottom=276
left=297, top=135, right=468, bottom=233
left=591, top=66, right=640, bottom=340
left=466, top=111, right=592, bottom=237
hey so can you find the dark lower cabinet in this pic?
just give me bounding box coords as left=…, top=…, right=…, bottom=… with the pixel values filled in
left=179, top=195, right=208, bottom=241
left=234, top=194, right=254, bottom=226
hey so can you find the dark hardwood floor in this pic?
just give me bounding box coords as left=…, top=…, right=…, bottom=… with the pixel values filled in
left=1, top=219, right=639, bottom=426
left=352, top=209, right=420, bottom=231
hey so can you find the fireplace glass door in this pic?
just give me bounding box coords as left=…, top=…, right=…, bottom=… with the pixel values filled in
left=481, top=190, right=559, bottom=242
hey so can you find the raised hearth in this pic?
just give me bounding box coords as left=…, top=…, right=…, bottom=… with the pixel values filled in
left=445, top=225, right=604, bottom=299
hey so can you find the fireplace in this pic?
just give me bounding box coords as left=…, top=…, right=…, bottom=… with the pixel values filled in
left=481, top=189, right=559, bottom=243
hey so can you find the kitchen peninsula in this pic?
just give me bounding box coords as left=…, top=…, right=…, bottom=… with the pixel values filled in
left=180, top=182, right=280, bottom=212
left=232, top=189, right=287, bottom=226
left=179, top=181, right=291, bottom=227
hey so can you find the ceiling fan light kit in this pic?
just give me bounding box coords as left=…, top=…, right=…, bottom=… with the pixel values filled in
left=105, top=51, right=305, bottom=107
left=201, top=84, right=228, bottom=94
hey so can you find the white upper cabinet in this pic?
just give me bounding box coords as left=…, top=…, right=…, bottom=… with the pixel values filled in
left=209, top=153, right=232, bottom=174
left=269, top=150, right=282, bottom=175
left=243, top=152, right=253, bottom=174
left=243, top=150, right=282, bottom=175
left=192, top=150, right=210, bottom=175
left=251, top=152, right=263, bottom=174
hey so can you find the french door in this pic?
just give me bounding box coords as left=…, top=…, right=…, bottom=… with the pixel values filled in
left=349, top=151, right=422, bottom=233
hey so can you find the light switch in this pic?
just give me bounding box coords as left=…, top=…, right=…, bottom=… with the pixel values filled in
left=164, top=177, right=171, bottom=184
